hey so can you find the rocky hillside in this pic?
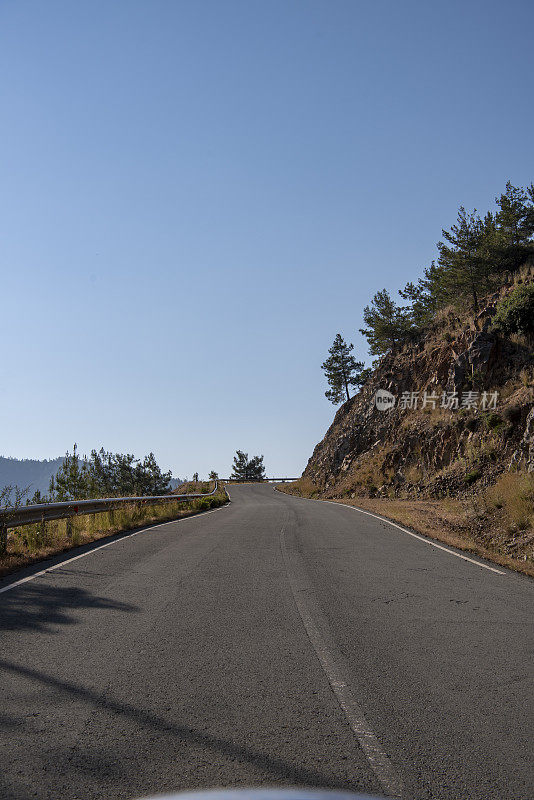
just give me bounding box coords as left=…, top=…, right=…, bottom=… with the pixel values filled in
left=304, top=267, right=534, bottom=500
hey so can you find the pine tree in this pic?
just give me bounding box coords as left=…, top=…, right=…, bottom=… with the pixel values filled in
left=321, top=334, right=368, bottom=404
left=114, top=453, right=138, bottom=496
left=495, top=181, right=534, bottom=247
left=418, top=261, right=451, bottom=311
left=230, top=451, right=266, bottom=480
left=437, top=207, right=485, bottom=312
left=50, top=444, right=90, bottom=501
left=247, top=455, right=266, bottom=480
left=525, top=184, right=534, bottom=233
left=231, top=451, right=248, bottom=480
left=354, top=181, right=534, bottom=352
left=209, top=470, right=218, bottom=480
left=72, top=447, right=173, bottom=498
left=87, top=448, right=116, bottom=497
left=492, top=182, right=534, bottom=275
left=359, top=290, right=411, bottom=357
left=398, top=276, right=439, bottom=330
left=139, top=453, right=172, bottom=495
left=477, top=211, right=502, bottom=289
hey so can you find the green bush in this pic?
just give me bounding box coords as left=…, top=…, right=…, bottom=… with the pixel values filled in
left=485, top=413, right=503, bottom=430
left=492, top=285, right=534, bottom=337
left=193, top=498, right=209, bottom=510
left=193, top=496, right=224, bottom=511
left=464, top=469, right=482, bottom=485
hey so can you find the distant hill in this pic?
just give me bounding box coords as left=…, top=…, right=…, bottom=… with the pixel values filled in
left=0, top=456, right=183, bottom=498
left=0, top=456, right=64, bottom=497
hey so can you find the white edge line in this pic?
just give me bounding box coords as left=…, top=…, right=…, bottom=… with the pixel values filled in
left=280, top=525, right=403, bottom=798
left=320, top=497, right=505, bottom=575
left=274, top=487, right=506, bottom=575
left=0, top=503, right=229, bottom=595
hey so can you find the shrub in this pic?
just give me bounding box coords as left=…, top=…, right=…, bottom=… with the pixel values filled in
left=492, top=285, right=534, bottom=337
left=486, top=413, right=503, bottom=430
left=464, top=469, right=481, bottom=485
left=193, top=498, right=213, bottom=510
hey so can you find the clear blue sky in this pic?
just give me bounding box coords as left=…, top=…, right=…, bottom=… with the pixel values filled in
left=1, top=0, right=533, bottom=479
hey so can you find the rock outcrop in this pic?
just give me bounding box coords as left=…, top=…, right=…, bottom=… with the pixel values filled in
left=511, top=407, right=534, bottom=472
left=303, top=286, right=533, bottom=499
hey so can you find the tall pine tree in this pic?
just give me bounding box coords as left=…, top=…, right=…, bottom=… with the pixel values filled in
left=50, top=444, right=90, bottom=501
left=437, top=207, right=485, bottom=312
left=359, top=290, right=411, bottom=356
left=492, top=182, right=534, bottom=275
left=321, top=334, right=368, bottom=404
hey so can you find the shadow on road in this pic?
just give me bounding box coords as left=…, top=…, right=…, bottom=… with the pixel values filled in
left=0, top=658, right=367, bottom=793
left=0, top=583, right=139, bottom=633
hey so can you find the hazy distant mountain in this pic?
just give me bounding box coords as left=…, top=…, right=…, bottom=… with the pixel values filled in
left=0, top=456, right=64, bottom=498
left=0, top=456, right=183, bottom=498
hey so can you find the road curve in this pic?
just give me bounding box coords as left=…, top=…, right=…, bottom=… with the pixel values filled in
left=0, top=484, right=532, bottom=800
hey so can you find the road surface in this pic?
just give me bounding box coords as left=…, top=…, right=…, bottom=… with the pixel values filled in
left=0, top=484, right=532, bottom=800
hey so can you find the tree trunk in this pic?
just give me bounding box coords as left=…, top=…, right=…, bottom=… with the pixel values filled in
left=341, top=362, right=350, bottom=402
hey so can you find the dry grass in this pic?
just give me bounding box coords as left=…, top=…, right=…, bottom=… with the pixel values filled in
left=336, top=444, right=395, bottom=493
left=274, top=477, right=318, bottom=497
left=519, top=367, right=534, bottom=387
left=485, top=472, right=534, bottom=531
left=404, top=464, right=424, bottom=483
left=0, top=490, right=228, bottom=578
left=433, top=304, right=461, bottom=330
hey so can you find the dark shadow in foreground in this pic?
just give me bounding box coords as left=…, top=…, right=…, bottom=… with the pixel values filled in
left=0, top=659, right=376, bottom=795
left=0, top=583, right=139, bottom=633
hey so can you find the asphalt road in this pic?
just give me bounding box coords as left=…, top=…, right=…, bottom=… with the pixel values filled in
left=0, top=484, right=532, bottom=800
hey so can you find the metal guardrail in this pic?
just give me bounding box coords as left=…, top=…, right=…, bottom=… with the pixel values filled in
left=0, top=481, right=219, bottom=532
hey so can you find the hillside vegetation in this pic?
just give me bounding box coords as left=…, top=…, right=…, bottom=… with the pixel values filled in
left=0, top=451, right=183, bottom=502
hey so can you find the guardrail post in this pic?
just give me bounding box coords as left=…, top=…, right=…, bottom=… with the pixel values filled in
left=132, top=501, right=142, bottom=523
left=65, top=516, right=73, bottom=539
left=0, top=524, right=7, bottom=555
